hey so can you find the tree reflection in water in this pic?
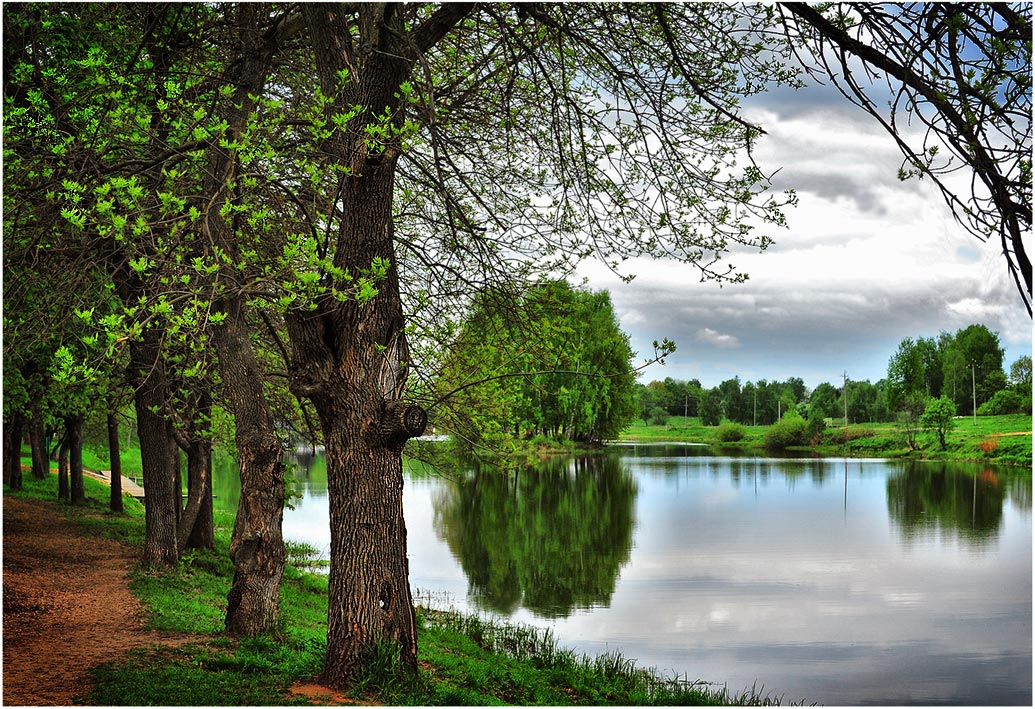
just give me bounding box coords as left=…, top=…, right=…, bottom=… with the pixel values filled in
left=433, top=454, right=637, bottom=618
left=885, top=462, right=1016, bottom=543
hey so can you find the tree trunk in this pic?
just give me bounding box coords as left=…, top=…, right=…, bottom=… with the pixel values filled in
left=4, top=412, right=26, bottom=490
left=107, top=410, right=124, bottom=513
left=29, top=404, right=49, bottom=480
left=130, top=337, right=179, bottom=567
left=213, top=305, right=286, bottom=637
left=67, top=415, right=86, bottom=505
left=178, top=392, right=215, bottom=553
left=57, top=434, right=69, bottom=501
left=286, top=161, right=423, bottom=686
left=188, top=4, right=292, bottom=636
left=299, top=4, right=456, bottom=686
left=185, top=453, right=215, bottom=551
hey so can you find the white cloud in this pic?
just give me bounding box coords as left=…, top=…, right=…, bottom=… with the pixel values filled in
left=695, top=328, right=741, bottom=349
left=576, top=86, right=1032, bottom=389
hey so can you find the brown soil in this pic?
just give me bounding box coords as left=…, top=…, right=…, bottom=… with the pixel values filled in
left=2, top=494, right=189, bottom=705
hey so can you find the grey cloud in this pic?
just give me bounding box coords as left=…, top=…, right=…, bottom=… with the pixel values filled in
left=608, top=267, right=1028, bottom=389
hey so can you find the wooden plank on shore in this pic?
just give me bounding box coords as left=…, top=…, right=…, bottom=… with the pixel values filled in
left=82, top=468, right=146, bottom=500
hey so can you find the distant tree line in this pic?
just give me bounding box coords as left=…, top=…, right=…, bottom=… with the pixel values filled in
left=637, top=323, right=1032, bottom=428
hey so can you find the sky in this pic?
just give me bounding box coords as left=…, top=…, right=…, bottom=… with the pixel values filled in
left=576, top=80, right=1032, bottom=391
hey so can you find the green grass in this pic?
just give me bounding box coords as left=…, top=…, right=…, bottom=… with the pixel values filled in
left=2, top=470, right=784, bottom=706
left=620, top=414, right=1032, bottom=467
left=11, top=466, right=148, bottom=545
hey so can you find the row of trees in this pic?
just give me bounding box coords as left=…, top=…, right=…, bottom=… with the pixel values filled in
left=638, top=323, right=1031, bottom=428
left=4, top=2, right=1029, bottom=686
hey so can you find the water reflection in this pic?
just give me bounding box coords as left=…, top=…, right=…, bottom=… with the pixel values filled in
left=886, top=462, right=1006, bottom=543
left=432, top=454, right=636, bottom=618
left=208, top=447, right=1031, bottom=704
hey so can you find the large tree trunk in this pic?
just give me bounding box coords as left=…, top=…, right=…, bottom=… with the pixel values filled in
left=130, top=336, right=180, bottom=567
left=299, top=3, right=450, bottom=686
left=66, top=415, right=86, bottom=505
left=191, top=4, right=294, bottom=636
left=29, top=404, right=49, bottom=480
left=213, top=306, right=285, bottom=636
left=107, top=410, right=124, bottom=513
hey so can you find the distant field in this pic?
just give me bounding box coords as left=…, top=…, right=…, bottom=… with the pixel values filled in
left=619, top=414, right=1032, bottom=467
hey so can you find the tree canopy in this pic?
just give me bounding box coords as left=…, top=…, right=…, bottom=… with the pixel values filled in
left=436, top=280, right=638, bottom=454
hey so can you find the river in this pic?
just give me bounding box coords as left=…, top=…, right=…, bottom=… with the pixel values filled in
left=212, top=443, right=1032, bottom=705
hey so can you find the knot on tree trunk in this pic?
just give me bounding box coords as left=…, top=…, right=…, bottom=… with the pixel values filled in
left=380, top=400, right=427, bottom=448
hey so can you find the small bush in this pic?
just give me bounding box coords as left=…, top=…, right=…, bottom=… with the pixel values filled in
left=764, top=417, right=807, bottom=450
left=980, top=436, right=1000, bottom=456
left=648, top=407, right=669, bottom=426
left=714, top=423, right=746, bottom=442
left=977, top=389, right=1027, bottom=416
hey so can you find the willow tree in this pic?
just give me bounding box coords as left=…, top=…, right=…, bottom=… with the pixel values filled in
left=295, top=2, right=798, bottom=686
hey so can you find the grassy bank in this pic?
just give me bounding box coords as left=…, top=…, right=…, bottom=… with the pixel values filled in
left=5, top=470, right=785, bottom=706
left=620, top=414, right=1032, bottom=467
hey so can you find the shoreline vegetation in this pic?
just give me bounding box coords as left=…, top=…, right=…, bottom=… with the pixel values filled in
left=9, top=416, right=1026, bottom=705
left=8, top=468, right=789, bottom=707
left=612, top=413, right=1032, bottom=468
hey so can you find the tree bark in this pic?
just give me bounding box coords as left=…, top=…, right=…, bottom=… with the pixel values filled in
left=29, top=403, right=49, bottom=480
left=130, top=336, right=179, bottom=567
left=57, top=433, right=69, bottom=501
left=178, top=393, right=214, bottom=553
left=107, top=410, right=124, bottom=513
left=214, top=304, right=286, bottom=637
left=66, top=415, right=86, bottom=505
left=4, top=412, right=26, bottom=490
left=184, top=452, right=215, bottom=551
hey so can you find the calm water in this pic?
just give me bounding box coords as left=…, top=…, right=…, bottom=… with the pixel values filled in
left=213, top=445, right=1032, bottom=705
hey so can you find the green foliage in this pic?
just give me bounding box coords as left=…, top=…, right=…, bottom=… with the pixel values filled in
left=977, top=389, right=1029, bottom=416
left=700, top=389, right=724, bottom=427
left=763, top=416, right=808, bottom=450
left=805, top=410, right=826, bottom=444
left=808, top=382, right=841, bottom=421
left=715, top=422, right=746, bottom=442
left=437, top=281, right=639, bottom=453
left=648, top=406, right=670, bottom=427
left=920, top=396, right=957, bottom=451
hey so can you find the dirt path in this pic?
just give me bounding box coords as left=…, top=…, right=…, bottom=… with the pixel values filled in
left=2, top=495, right=187, bottom=705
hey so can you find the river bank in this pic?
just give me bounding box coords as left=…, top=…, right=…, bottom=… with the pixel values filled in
left=3, top=470, right=784, bottom=706
left=618, top=413, right=1032, bottom=468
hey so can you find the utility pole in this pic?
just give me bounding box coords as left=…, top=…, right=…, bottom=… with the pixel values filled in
left=684, top=391, right=688, bottom=421
left=971, top=361, right=978, bottom=426
left=843, top=371, right=849, bottom=426
left=753, top=387, right=757, bottom=427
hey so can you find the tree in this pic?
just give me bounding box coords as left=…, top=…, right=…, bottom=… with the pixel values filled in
left=942, top=324, right=1006, bottom=414
left=920, top=396, right=957, bottom=451
left=436, top=281, right=639, bottom=449
left=886, top=339, right=929, bottom=448
left=1009, top=355, right=1032, bottom=392
left=780, top=3, right=1033, bottom=315
left=700, top=388, right=724, bottom=427
left=1008, top=355, right=1033, bottom=413
left=295, top=3, right=802, bottom=685
left=809, top=382, right=841, bottom=420
left=2, top=3, right=296, bottom=630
